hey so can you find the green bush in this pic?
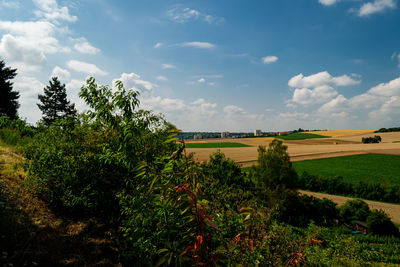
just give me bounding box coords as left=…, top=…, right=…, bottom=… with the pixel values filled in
left=339, top=199, right=370, bottom=224
left=362, top=135, right=382, bottom=143
left=366, top=210, right=399, bottom=236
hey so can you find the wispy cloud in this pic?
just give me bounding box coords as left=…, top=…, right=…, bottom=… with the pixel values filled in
left=161, top=63, right=175, bottom=69
left=0, top=0, right=20, bottom=9
left=72, top=37, right=100, bottom=54
left=67, top=60, right=108, bottom=76
left=318, top=0, right=339, bottom=6
left=167, top=6, right=224, bottom=25
left=154, top=42, right=163, bottom=48
left=180, top=41, right=215, bottom=49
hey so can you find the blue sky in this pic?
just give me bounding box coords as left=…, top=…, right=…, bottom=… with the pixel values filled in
left=0, top=0, right=399, bottom=131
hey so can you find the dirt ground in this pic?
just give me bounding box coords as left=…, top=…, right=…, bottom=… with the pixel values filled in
left=300, top=190, right=400, bottom=224
left=186, top=132, right=400, bottom=167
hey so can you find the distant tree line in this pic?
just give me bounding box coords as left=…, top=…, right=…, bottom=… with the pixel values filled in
left=376, top=127, right=400, bottom=133
left=298, top=172, right=400, bottom=204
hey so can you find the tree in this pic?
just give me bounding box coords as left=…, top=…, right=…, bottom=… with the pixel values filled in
left=250, top=139, right=298, bottom=189
left=0, top=60, right=19, bottom=119
left=339, top=199, right=370, bottom=224
left=38, top=77, right=77, bottom=126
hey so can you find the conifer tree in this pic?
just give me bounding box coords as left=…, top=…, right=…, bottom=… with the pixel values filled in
left=0, top=60, right=19, bottom=119
left=38, top=77, right=77, bottom=126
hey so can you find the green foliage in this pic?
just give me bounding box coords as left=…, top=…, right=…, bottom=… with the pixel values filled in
left=366, top=209, right=399, bottom=236
left=275, top=132, right=329, bottom=140
left=202, top=150, right=247, bottom=187
left=362, top=135, right=382, bottom=143
left=298, top=171, right=400, bottom=203
left=249, top=139, right=298, bottom=189
left=0, top=116, right=37, bottom=146
left=0, top=60, right=19, bottom=119
left=339, top=199, right=370, bottom=224
left=38, top=77, right=77, bottom=126
left=185, top=142, right=251, bottom=148
left=376, top=127, right=400, bottom=133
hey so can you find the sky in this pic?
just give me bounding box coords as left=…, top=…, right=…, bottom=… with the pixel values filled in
left=0, top=0, right=399, bottom=131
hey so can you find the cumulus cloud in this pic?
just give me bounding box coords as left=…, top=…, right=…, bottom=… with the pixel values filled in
left=51, top=66, right=70, bottom=80
left=33, top=0, right=77, bottom=23
left=161, top=63, right=175, bottom=69
left=66, top=60, right=108, bottom=76
left=167, top=6, right=224, bottom=25
left=112, top=72, right=157, bottom=92
left=198, top=78, right=205, bottom=83
left=318, top=0, right=339, bottom=6
left=262, top=56, right=278, bottom=64
left=180, top=41, right=215, bottom=49
left=288, top=71, right=360, bottom=88
left=292, top=85, right=338, bottom=105
left=73, top=37, right=100, bottom=54
left=279, top=112, right=309, bottom=119
left=357, top=0, right=396, bottom=16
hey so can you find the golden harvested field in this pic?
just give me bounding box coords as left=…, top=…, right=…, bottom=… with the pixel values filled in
left=311, top=130, right=376, bottom=137
left=186, top=132, right=400, bottom=167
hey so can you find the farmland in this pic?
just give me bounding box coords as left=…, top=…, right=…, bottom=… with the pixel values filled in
left=275, top=132, right=329, bottom=140
left=185, top=142, right=251, bottom=148
left=293, top=153, right=400, bottom=185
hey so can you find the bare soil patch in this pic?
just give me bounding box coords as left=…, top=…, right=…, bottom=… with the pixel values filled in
left=299, top=190, right=400, bottom=224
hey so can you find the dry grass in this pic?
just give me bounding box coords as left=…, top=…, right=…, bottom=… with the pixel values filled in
left=311, top=130, right=376, bottom=137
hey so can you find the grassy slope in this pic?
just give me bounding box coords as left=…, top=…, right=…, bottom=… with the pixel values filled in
left=185, top=142, right=251, bottom=148
left=275, top=132, right=330, bottom=140
left=293, top=153, right=400, bottom=185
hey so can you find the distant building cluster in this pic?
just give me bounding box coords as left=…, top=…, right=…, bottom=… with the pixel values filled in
left=221, top=131, right=230, bottom=138
left=254, top=129, right=262, bottom=136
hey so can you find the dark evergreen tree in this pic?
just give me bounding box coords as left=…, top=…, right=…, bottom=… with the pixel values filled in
left=0, top=60, right=19, bottom=119
left=38, top=77, right=77, bottom=126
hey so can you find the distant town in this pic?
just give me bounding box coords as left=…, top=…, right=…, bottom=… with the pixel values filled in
left=181, top=128, right=326, bottom=140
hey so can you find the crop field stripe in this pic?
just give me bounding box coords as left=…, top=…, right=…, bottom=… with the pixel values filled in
left=293, top=153, right=400, bottom=185
left=185, top=142, right=251, bottom=148
left=275, top=132, right=330, bottom=140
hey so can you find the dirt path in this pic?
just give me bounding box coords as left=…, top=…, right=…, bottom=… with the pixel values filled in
left=299, top=190, right=400, bottom=224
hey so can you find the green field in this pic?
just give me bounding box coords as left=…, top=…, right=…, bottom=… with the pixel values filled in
left=293, top=154, right=400, bottom=185
left=185, top=142, right=251, bottom=148
left=276, top=132, right=329, bottom=140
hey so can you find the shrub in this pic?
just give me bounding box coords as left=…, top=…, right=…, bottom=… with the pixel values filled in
left=367, top=210, right=399, bottom=236
left=339, top=199, right=370, bottom=224
left=362, top=135, right=382, bottom=143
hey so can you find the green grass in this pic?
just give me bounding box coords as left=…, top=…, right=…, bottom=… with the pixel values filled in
left=275, top=132, right=329, bottom=140
left=293, top=153, right=400, bottom=185
left=185, top=142, right=251, bottom=148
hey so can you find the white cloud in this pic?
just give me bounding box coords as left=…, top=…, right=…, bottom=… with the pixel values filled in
left=112, top=72, right=157, bottom=92
left=180, top=41, right=215, bottom=49
left=167, top=6, right=224, bottom=25
left=262, top=56, right=278, bottom=64
left=51, top=66, right=70, bottom=80
left=288, top=71, right=360, bottom=88
left=14, top=76, right=45, bottom=97
left=279, top=112, right=309, bottom=119
left=292, top=85, right=338, bottom=105
left=357, top=0, right=396, bottom=16
left=318, top=0, right=339, bottom=6
left=368, top=77, right=400, bottom=96
left=156, top=75, right=167, bottom=81
left=154, top=42, right=163, bottom=48
left=162, top=63, right=175, bottom=69
left=0, top=34, right=46, bottom=71
left=392, top=52, right=400, bottom=68
left=33, top=0, right=77, bottom=23
left=66, top=60, right=108, bottom=76
left=198, top=78, right=205, bottom=83
left=73, top=37, right=100, bottom=54
left=0, top=19, right=69, bottom=71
